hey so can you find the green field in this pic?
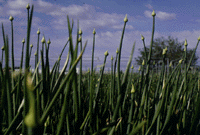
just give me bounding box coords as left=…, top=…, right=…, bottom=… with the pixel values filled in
left=1, top=4, right=200, bottom=135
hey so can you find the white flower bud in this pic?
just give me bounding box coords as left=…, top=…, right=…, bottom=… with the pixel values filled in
left=131, top=65, right=134, bottom=69
left=142, top=60, right=145, bottom=65
left=93, top=28, right=96, bottom=35
left=162, top=48, right=167, bottom=55
left=26, top=3, right=30, bottom=9
left=9, top=16, right=14, bottom=21
left=24, top=73, right=38, bottom=128
left=104, top=50, right=109, bottom=56
left=198, top=36, right=200, bottom=41
left=124, top=14, right=128, bottom=23
left=22, top=38, right=25, bottom=43
left=79, top=29, right=82, bottom=35
left=184, top=39, right=188, bottom=46
left=41, top=36, right=45, bottom=43
left=47, top=39, right=51, bottom=44
left=37, top=28, right=40, bottom=35
left=141, top=34, right=144, bottom=40
left=116, top=48, right=119, bottom=54
left=131, top=83, right=135, bottom=94
left=138, top=66, right=141, bottom=71
left=152, top=10, right=156, bottom=17
left=78, top=36, right=82, bottom=42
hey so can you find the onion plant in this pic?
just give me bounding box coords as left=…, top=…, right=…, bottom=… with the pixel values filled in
left=1, top=4, right=200, bottom=135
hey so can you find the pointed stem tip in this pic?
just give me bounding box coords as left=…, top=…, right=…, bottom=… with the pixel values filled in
left=47, top=39, right=51, bottom=44
left=41, top=36, right=45, bottom=43
left=104, top=50, right=109, bottom=56
left=184, top=39, right=188, bottom=46
left=152, top=10, right=156, bottom=17
left=141, top=34, right=144, bottom=40
left=37, top=28, right=40, bottom=35
left=26, top=3, right=30, bottom=9
left=198, top=36, right=200, bottom=41
left=22, top=38, right=25, bottom=43
left=93, top=28, right=96, bottom=35
left=124, top=14, right=128, bottom=23
left=79, top=29, right=82, bottom=35
left=9, top=16, right=14, bottom=21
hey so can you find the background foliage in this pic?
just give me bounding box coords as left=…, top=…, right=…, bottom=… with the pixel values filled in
left=135, top=36, right=199, bottom=67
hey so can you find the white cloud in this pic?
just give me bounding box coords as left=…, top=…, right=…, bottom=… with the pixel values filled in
left=126, top=25, right=134, bottom=30
left=101, top=31, right=114, bottom=38
left=0, top=2, right=164, bottom=66
left=8, top=9, right=22, bottom=16
left=112, top=24, right=134, bottom=30
left=157, top=11, right=176, bottom=20
left=196, top=19, right=200, bottom=23
left=49, top=4, right=130, bottom=32
left=49, top=4, right=96, bottom=19
left=37, top=0, right=53, bottom=8
left=0, top=18, right=9, bottom=23
left=144, top=10, right=152, bottom=18
left=112, top=25, right=123, bottom=29
left=144, top=10, right=176, bottom=20
left=145, top=4, right=153, bottom=10
left=7, top=0, right=29, bottom=9
left=170, top=30, right=200, bottom=48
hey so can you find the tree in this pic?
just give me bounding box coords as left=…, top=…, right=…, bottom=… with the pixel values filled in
left=135, top=36, right=198, bottom=67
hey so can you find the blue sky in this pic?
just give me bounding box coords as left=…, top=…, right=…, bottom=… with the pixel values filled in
left=1, top=0, right=200, bottom=71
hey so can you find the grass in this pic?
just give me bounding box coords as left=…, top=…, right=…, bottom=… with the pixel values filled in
left=1, top=4, right=200, bottom=135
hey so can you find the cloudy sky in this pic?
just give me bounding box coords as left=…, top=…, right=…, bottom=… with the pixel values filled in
left=1, top=0, right=200, bottom=71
